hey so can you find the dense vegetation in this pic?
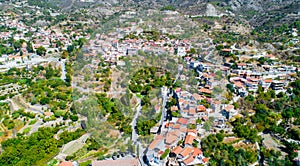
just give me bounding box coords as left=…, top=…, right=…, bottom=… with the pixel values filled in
left=230, top=79, right=300, bottom=165
left=129, top=66, right=174, bottom=136
left=129, top=66, right=173, bottom=99
left=0, top=127, right=85, bottom=166
left=27, top=0, right=59, bottom=10
left=75, top=93, right=132, bottom=135
left=201, top=133, right=257, bottom=166
left=238, top=80, right=300, bottom=137
left=252, top=20, right=300, bottom=43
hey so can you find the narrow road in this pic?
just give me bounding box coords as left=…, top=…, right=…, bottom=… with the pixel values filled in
left=160, top=86, right=168, bottom=126
left=131, top=96, right=141, bottom=142
left=204, top=46, right=217, bottom=64
left=173, top=65, right=183, bottom=84
left=130, top=95, right=147, bottom=166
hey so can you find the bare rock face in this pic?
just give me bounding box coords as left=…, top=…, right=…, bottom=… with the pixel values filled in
left=205, top=3, right=222, bottom=17
left=227, top=0, right=300, bottom=27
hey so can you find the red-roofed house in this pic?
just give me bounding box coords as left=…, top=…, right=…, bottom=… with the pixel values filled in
left=149, top=135, right=164, bottom=150
left=199, top=88, right=212, bottom=94
left=192, top=93, right=203, bottom=101
left=58, top=161, right=73, bottom=166
left=188, top=107, right=196, bottom=116
left=192, top=148, right=202, bottom=157
left=170, top=146, right=183, bottom=158
left=202, top=157, right=209, bottom=163
left=182, top=155, right=195, bottom=166
left=178, top=147, right=194, bottom=160
left=165, top=133, right=179, bottom=146
left=184, top=135, right=196, bottom=146
left=177, top=118, right=188, bottom=125
left=197, top=105, right=206, bottom=112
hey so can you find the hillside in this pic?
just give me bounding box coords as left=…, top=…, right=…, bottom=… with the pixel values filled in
left=33, top=0, right=300, bottom=28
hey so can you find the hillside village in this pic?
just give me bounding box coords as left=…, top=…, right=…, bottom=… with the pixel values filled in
left=0, top=1, right=299, bottom=166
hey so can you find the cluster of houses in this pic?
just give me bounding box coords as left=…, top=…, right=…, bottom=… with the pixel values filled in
left=82, top=25, right=194, bottom=66
left=142, top=29, right=299, bottom=165
left=0, top=15, right=78, bottom=52
left=228, top=63, right=297, bottom=95
left=146, top=117, right=209, bottom=166
left=145, top=87, right=237, bottom=165
left=0, top=12, right=90, bottom=70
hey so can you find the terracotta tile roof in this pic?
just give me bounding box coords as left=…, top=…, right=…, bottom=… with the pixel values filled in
left=197, top=105, right=206, bottom=112
left=192, top=93, right=203, bottom=100
left=189, top=119, right=196, bottom=125
left=192, top=148, right=202, bottom=156
left=202, top=73, right=210, bottom=78
left=178, top=98, right=185, bottom=103
left=212, top=100, right=221, bottom=105
left=221, top=66, right=230, bottom=71
left=44, top=111, right=53, bottom=117
left=187, top=129, right=197, bottom=135
left=249, top=78, right=259, bottom=82
left=165, top=133, right=179, bottom=145
left=202, top=116, right=208, bottom=121
left=92, top=159, right=139, bottom=166
left=174, top=124, right=181, bottom=129
left=184, top=135, right=196, bottom=145
left=199, top=88, right=212, bottom=94
left=267, top=54, right=275, bottom=58
left=204, top=84, right=211, bottom=89
left=155, top=104, right=160, bottom=111
left=183, top=155, right=195, bottom=165
left=177, top=118, right=188, bottom=125
left=149, top=135, right=163, bottom=149
left=58, top=161, right=73, bottom=166
left=183, top=100, right=190, bottom=105
left=224, top=105, right=234, bottom=112
left=170, top=130, right=181, bottom=137
left=206, top=97, right=212, bottom=103
left=171, top=146, right=183, bottom=155
left=237, top=63, right=247, bottom=66
left=157, top=134, right=164, bottom=140
left=166, top=122, right=174, bottom=128
left=179, top=147, right=194, bottom=158
left=189, top=107, right=196, bottom=115
left=264, top=79, right=272, bottom=83
left=158, top=150, right=164, bottom=155
left=202, top=157, right=209, bottom=163
left=234, top=81, right=244, bottom=88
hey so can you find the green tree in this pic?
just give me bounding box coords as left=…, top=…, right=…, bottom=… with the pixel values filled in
left=36, top=46, right=46, bottom=56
